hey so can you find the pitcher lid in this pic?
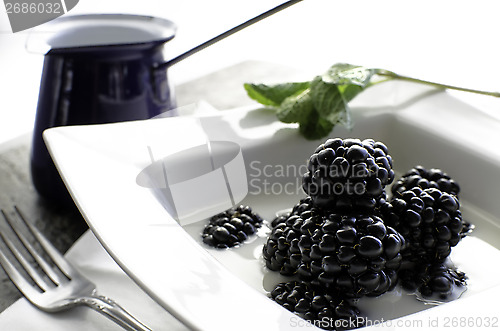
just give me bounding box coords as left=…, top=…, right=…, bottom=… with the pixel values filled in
left=26, top=14, right=177, bottom=54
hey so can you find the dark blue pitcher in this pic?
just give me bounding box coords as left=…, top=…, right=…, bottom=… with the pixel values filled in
left=29, top=14, right=178, bottom=205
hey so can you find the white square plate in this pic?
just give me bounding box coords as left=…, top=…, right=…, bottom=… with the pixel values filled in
left=44, top=81, right=500, bottom=331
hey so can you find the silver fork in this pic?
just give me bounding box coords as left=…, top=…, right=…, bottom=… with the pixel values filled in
left=0, top=207, right=152, bottom=331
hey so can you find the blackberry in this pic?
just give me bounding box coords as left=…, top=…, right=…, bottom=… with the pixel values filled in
left=202, top=205, right=263, bottom=249
left=392, top=166, right=460, bottom=197
left=270, top=281, right=363, bottom=330
left=302, top=138, right=395, bottom=212
left=399, top=262, right=467, bottom=300
left=263, top=209, right=406, bottom=298
left=384, top=187, right=463, bottom=263
left=263, top=197, right=323, bottom=275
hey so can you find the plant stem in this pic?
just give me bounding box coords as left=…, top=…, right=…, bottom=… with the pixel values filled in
left=375, top=69, right=500, bottom=98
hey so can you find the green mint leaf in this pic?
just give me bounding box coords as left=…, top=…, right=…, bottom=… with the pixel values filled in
left=243, top=63, right=382, bottom=140
left=338, top=84, right=364, bottom=103
left=310, top=76, right=351, bottom=127
left=276, top=89, right=313, bottom=123
left=322, top=63, right=375, bottom=87
left=244, top=82, right=310, bottom=107
left=298, top=108, right=334, bottom=140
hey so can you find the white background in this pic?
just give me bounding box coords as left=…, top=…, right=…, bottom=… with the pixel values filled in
left=1, top=0, right=500, bottom=145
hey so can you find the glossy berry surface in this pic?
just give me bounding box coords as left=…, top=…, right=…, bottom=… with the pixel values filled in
left=263, top=197, right=406, bottom=298
left=264, top=197, right=320, bottom=275
left=399, top=262, right=467, bottom=299
left=202, top=205, right=263, bottom=249
left=383, top=187, right=464, bottom=263
left=302, top=138, right=395, bottom=212
left=270, top=281, right=363, bottom=330
left=392, top=166, right=460, bottom=197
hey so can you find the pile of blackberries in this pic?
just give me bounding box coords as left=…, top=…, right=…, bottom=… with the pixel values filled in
left=262, top=139, right=472, bottom=329
left=264, top=138, right=402, bottom=328
left=202, top=205, right=263, bottom=249
left=380, top=165, right=471, bottom=300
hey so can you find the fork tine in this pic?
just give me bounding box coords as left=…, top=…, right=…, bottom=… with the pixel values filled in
left=1, top=207, right=152, bottom=330
left=14, top=206, right=79, bottom=280
left=0, top=230, right=52, bottom=292
left=1, top=209, right=67, bottom=286
left=0, top=241, right=43, bottom=301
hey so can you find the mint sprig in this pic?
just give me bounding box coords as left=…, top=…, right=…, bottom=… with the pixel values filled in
left=244, top=63, right=373, bottom=139
left=244, top=63, right=500, bottom=140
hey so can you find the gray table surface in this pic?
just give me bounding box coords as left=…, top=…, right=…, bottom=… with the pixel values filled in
left=0, top=60, right=304, bottom=313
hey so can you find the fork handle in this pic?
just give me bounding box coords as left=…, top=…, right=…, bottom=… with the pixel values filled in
left=79, top=290, right=152, bottom=331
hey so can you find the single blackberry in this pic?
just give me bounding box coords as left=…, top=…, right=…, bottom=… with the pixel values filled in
left=263, top=210, right=406, bottom=298
left=263, top=197, right=323, bottom=275
left=399, top=262, right=467, bottom=300
left=202, top=205, right=263, bottom=249
left=270, top=280, right=363, bottom=330
left=384, top=187, right=463, bottom=263
left=392, top=166, right=460, bottom=197
left=302, top=138, right=395, bottom=212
